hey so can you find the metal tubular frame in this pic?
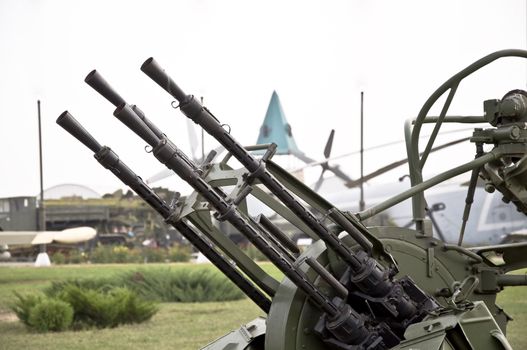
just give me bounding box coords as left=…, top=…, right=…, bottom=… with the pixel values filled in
left=358, top=49, right=527, bottom=233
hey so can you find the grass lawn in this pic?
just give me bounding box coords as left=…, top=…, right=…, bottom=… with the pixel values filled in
left=0, top=263, right=277, bottom=350
left=0, top=300, right=263, bottom=350
left=0, top=263, right=525, bottom=349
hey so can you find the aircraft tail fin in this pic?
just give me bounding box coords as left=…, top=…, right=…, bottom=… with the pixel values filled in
left=256, top=91, right=301, bottom=155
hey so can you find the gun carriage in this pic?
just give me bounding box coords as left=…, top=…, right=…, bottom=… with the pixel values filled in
left=57, top=50, right=527, bottom=349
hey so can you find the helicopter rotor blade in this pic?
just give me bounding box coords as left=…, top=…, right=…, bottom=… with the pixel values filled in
left=313, top=170, right=326, bottom=192
left=327, top=164, right=353, bottom=183
left=323, top=129, right=335, bottom=159
left=291, top=127, right=475, bottom=173
left=345, top=136, right=470, bottom=188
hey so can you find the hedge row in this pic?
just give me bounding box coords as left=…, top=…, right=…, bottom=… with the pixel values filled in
left=52, top=245, right=192, bottom=264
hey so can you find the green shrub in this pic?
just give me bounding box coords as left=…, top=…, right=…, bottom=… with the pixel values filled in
left=106, top=287, right=159, bottom=325
left=120, top=268, right=244, bottom=302
left=67, top=250, right=87, bottom=264
left=89, top=245, right=116, bottom=264
left=10, top=292, right=42, bottom=326
left=112, top=246, right=131, bottom=263
left=59, top=285, right=157, bottom=328
left=14, top=280, right=157, bottom=331
left=168, top=245, right=192, bottom=262
left=142, top=248, right=166, bottom=263
left=28, top=298, right=73, bottom=332
left=125, top=248, right=143, bottom=263
left=51, top=252, right=66, bottom=265
left=89, top=246, right=148, bottom=264
left=44, top=277, right=116, bottom=297
left=60, top=285, right=119, bottom=328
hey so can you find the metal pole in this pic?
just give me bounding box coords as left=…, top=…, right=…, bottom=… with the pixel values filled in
left=37, top=100, right=45, bottom=232
left=359, top=91, right=365, bottom=211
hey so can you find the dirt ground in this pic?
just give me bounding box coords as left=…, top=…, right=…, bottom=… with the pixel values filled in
left=0, top=311, right=18, bottom=322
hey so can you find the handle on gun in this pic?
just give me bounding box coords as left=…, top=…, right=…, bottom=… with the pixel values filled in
left=85, top=70, right=126, bottom=107
left=56, top=111, right=103, bottom=153
left=113, top=103, right=161, bottom=147
left=140, top=57, right=188, bottom=103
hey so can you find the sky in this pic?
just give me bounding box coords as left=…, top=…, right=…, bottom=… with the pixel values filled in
left=0, top=0, right=526, bottom=199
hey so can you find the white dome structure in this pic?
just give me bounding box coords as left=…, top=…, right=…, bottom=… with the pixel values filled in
left=42, top=184, right=101, bottom=199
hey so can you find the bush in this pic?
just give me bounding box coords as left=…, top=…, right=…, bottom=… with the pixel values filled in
left=28, top=298, right=73, bottom=332
left=113, top=246, right=131, bottom=263
left=89, top=245, right=115, bottom=264
left=142, top=248, right=166, bottom=263
left=120, top=268, right=244, bottom=302
left=168, top=245, right=192, bottom=262
left=67, top=250, right=87, bottom=264
left=125, top=248, right=143, bottom=263
left=10, top=292, right=42, bottom=326
left=13, top=281, right=157, bottom=331
left=51, top=252, right=66, bottom=265
left=59, top=285, right=157, bottom=328
left=45, top=269, right=243, bottom=303
left=105, top=287, right=158, bottom=325
left=89, top=246, right=155, bottom=264
left=44, top=278, right=116, bottom=297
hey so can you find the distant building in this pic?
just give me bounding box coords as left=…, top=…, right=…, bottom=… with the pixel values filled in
left=42, top=183, right=101, bottom=200
left=0, top=196, right=38, bottom=231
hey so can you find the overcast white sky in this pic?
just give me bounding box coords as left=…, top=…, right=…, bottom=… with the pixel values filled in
left=0, top=0, right=526, bottom=198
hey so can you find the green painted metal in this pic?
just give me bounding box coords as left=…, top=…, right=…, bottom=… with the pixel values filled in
left=250, top=186, right=319, bottom=241
left=421, top=115, right=487, bottom=124
left=394, top=301, right=510, bottom=349
left=184, top=211, right=279, bottom=296
left=406, top=49, right=527, bottom=232
left=265, top=227, right=515, bottom=349
left=200, top=317, right=266, bottom=350
left=266, top=160, right=394, bottom=265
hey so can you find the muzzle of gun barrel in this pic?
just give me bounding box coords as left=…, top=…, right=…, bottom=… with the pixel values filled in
left=56, top=111, right=103, bottom=153
left=85, top=70, right=125, bottom=107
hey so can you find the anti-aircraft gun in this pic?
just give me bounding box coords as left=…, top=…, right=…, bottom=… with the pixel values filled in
left=57, top=50, right=527, bottom=349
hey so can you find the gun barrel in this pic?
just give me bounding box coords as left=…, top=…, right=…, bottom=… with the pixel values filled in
left=114, top=103, right=161, bottom=147
left=137, top=60, right=366, bottom=270
left=85, top=70, right=126, bottom=107
left=497, top=274, right=527, bottom=287
left=106, top=103, right=341, bottom=316
left=85, top=70, right=166, bottom=140
left=140, top=57, right=187, bottom=103
left=56, top=111, right=102, bottom=153
left=148, top=72, right=432, bottom=327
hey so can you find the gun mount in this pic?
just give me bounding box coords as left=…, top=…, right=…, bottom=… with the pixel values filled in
left=56, top=50, right=527, bottom=349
